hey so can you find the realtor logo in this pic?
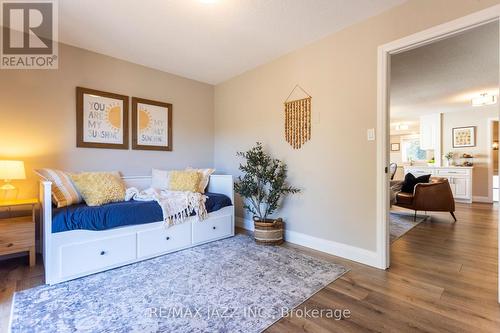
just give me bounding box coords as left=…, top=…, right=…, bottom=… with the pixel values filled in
left=1, top=0, right=58, bottom=69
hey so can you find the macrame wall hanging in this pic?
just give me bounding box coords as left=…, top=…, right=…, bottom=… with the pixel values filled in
left=284, top=84, right=312, bottom=149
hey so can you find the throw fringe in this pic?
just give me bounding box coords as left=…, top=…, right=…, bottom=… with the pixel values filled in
left=125, top=187, right=207, bottom=227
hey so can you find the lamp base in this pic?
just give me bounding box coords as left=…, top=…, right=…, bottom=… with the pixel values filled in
left=0, top=182, right=15, bottom=190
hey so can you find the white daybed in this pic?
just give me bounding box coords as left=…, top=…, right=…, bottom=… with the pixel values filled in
left=40, top=175, right=235, bottom=285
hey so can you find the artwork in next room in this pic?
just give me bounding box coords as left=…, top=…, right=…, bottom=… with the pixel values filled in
left=131, top=97, right=173, bottom=151
left=391, top=143, right=400, bottom=151
left=76, top=87, right=129, bottom=149
left=452, top=126, right=476, bottom=148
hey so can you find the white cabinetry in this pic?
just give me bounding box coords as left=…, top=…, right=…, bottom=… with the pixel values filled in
left=451, top=177, right=468, bottom=197
left=52, top=207, right=234, bottom=284
left=419, top=114, right=441, bottom=166
left=403, top=166, right=472, bottom=203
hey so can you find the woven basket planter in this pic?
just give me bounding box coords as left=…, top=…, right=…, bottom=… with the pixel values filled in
left=253, top=217, right=284, bottom=245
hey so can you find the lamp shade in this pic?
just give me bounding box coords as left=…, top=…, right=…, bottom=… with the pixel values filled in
left=0, top=160, right=26, bottom=180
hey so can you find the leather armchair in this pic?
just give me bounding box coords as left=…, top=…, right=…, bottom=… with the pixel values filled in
left=393, top=177, right=456, bottom=221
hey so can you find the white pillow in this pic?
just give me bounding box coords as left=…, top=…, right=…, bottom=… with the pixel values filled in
left=151, top=169, right=170, bottom=190
left=186, top=167, right=215, bottom=193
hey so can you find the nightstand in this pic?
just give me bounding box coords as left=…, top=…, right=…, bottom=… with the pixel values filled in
left=0, top=198, right=38, bottom=267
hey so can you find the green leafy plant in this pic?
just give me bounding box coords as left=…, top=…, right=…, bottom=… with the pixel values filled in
left=234, top=142, right=300, bottom=221
left=444, top=152, right=454, bottom=161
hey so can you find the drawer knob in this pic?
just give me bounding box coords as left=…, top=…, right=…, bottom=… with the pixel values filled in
left=6, top=243, right=13, bottom=248
left=100, top=251, right=106, bottom=255
left=166, top=236, right=170, bottom=240
left=212, top=226, right=216, bottom=230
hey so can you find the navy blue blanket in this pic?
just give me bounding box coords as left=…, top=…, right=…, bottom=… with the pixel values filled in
left=52, top=192, right=232, bottom=233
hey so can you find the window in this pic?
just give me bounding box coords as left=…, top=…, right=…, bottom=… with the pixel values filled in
left=401, top=136, right=427, bottom=162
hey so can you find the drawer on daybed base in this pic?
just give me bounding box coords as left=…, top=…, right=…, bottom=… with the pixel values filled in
left=137, top=221, right=191, bottom=258
left=192, top=214, right=232, bottom=244
left=60, top=233, right=136, bottom=279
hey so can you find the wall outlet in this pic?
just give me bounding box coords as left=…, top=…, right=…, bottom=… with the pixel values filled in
left=367, top=128, right=375, bottom=141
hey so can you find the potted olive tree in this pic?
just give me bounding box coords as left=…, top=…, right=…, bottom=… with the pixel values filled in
left=234, top=143, right=300, bottom=245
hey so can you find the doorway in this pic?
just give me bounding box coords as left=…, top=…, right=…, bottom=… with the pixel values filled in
left=489, top=119, right=499, bottom=202
left=376, top=6, right=500, bottom=301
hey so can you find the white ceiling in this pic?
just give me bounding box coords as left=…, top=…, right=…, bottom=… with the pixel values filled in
left=390, top=21, right=499, bottom=125
left=58, top=0, right=406, bottom=84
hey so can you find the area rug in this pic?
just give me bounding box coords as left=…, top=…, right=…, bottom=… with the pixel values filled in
left=10, top=234, right=347, bottom=333
left=390, top=211, right=427, bottom=243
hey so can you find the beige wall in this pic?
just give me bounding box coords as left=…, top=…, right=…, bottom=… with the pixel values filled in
left=214, top=0, right=500, bottom=251
left=390, top=135, right=403, bottom=164
left=442, top=107, right=498, bottom=198
left=0, top=43, right=214, bottom=200
left=389, top=135, right=405, bottom=181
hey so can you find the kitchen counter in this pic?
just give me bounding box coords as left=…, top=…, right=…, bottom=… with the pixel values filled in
left=404, top=165, right=473, bottom=169
left=403, top=165, right=472, bottom=202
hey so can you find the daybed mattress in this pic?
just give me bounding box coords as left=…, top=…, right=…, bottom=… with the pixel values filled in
left=52, top=192, right=232, bottom=233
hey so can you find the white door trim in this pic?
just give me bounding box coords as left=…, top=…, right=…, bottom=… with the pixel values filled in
left=376, top=4, right=500, bottom=301
left=487, top=118, right=498, bottom=203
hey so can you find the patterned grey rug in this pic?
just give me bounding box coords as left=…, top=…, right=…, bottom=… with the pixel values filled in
left=10, top=234, right=347, bottom=333
left=390, top=211, right=427, bottom=243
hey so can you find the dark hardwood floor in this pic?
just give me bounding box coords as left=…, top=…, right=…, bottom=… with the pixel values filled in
left=1, top=203, right=499, bottom=332
left=268, top=203, right=500, bottom=332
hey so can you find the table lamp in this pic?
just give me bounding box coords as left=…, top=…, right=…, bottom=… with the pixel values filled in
left=0, top=160, right=26, bottom=190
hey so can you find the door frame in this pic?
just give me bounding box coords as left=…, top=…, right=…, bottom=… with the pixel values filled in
left=376, top=5, right=500, bottom=300
left=488, top=118, right=499, bottom=203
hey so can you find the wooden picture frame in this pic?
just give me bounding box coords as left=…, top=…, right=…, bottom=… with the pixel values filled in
left=390, top=143, right=400, bottom=151
left=76, top=87, right=129, bottom=149
left=452, top=126, right=476, bottom=148
left=131, top=97, right=173, bottom=151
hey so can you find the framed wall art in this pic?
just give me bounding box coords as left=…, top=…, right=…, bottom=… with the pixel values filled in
left=131, top=97, right=172, bottom=151
left=452, top=126, right=476, bottom=148
left=390, top=143, right=400, bottom=151
left=76, top=87, right=129, bottom=149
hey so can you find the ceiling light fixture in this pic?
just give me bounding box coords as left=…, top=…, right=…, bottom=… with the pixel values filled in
left=395, top=123, right=409, bottom=131
left=472, top=93, right=497, bottom=107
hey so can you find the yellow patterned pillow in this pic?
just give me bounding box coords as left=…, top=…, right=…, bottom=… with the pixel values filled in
left=70, top=172, right=126, bottom=206
left=186, top=167, right=215, bottom=193
left=169, top=170, right=202, bottom=192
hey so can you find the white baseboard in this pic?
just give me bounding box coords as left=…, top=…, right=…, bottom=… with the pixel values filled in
left=472, top=196, right=493, bottom=203
left=236, top=216, right=255, bottom=231
left=235, top=217, right=380, bottom=268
